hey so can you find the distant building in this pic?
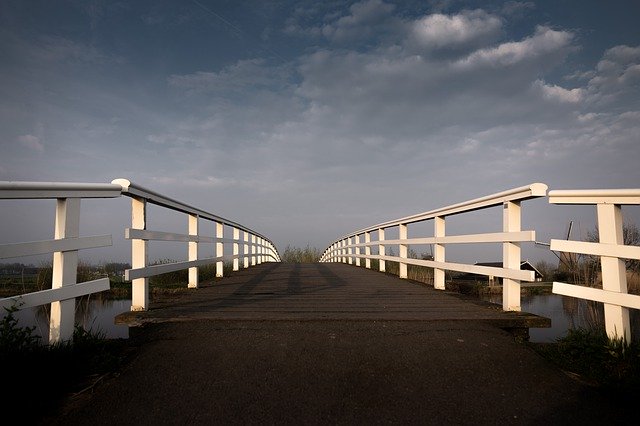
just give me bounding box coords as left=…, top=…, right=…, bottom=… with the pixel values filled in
left=457, top=261, right=544, bottom=285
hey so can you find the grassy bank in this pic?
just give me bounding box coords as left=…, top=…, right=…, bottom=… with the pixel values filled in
left=530, top=328, right=640, bottom=395
left=0, top=306, right=133, bottom=423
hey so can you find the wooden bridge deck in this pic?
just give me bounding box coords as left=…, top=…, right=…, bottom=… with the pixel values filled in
left=116, top=263, right=549, bottom=332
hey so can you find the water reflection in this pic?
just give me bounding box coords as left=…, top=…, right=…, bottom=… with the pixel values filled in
left=6, top=293, right=639, bottom=344
left=12, top=298, right=131, bottom=341
left=481, top=293, right=639, bottom=342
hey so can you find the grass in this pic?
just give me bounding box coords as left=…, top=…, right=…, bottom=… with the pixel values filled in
left=530, top=327, right=640, bottom=395
left=0, top=305, right=133, bottom=423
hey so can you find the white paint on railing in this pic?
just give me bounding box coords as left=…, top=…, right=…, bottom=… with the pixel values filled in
left=0, top=235, right=112, bottom=259
left=321, top=183, right=548, bottom=312
left=0, top=278, right=110, bottom=312
left=0, top=181, right=121, bottom=343
left=1, top=178, right=280, bottom=341
left=549, top=188, right=640, bottom=341
left=188, top=213, right=199, bottom=289
left=111, top=178, right=280, bottom=311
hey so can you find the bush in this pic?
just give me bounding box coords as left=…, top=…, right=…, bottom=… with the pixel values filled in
left=0, top=303, right=130, bottom=423
left=534, top=327, right=640, bottom=393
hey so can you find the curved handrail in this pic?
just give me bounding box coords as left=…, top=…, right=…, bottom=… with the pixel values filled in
left=345, top=183, right=547, bottom=238
left=112, top=178, right=274, bottom=244
left=321, top=183, right=548, bottom=312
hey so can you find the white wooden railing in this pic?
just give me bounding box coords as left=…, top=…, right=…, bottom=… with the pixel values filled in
left=320, top=183, right=549, bottom=312
left=0, top=181, right=122, bottom=343
left=549, top=189, right=640, bottom=341
left=111, top=179, right=280, bottom=311
left=0, top=179, right=280, bottom=342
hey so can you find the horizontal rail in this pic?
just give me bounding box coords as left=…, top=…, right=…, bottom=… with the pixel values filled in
left=0, top=181, right=122, bottom=199
left=339, top=231, right=536, bottom=248
left=0, top=235, right=112, bottom=259
left=550, top=239, right=640, bottom=260
left=125, top=253, right=278, bottom=280
left=351, top=183, right=547, bottom=236
left=549, top=188, right=640, bottom=205
left=0, top=278, right=110, bottom=311
left=357, top=254, right=535, bottom=281
left=112, top=179, right=272, bottom=243
left=125, top=229, right=216, bottom=243
left=553, top=282, right=640, bottom=310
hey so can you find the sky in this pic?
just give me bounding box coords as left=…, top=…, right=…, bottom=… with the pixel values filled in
left=1, top=0, right=639, bottom=266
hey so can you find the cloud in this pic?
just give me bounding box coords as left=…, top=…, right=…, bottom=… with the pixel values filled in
left=501, top=1, right=535, bottom=17
left=27, top=36, right=118, bottom=65
left=320, top=0, right=397, bottom=43
left=408, top=9, right=502, bottom=53
left=533, top=80, right=584, bottom=103
left=586, top=45, right=640, bottom=105
left=454, top=25, right=574, bottom=69
left=168, top=59, right=292, bottom=94
left=18, top=134, right=44, bottom=153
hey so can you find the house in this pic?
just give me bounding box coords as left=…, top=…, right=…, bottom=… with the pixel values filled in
left=457, top=260, right=544, bottom=285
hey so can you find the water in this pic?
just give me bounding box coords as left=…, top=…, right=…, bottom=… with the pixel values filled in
left=6, top=293, right=638, bottom=343
left=481, top=292, right=640, bottom=342
left=10, top=298, right=131, bottom=341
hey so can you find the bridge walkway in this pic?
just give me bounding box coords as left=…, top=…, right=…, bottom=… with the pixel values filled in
left=48, top=263, right=634, bottom=425
left=116, top=262, right=548, bottom=331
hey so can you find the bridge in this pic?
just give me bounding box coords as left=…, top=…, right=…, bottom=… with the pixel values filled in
left=1, top=179, right=639, bottom=423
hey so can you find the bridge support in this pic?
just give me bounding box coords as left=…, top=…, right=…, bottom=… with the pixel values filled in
left=49, top=198, right=80, bottom=342
left=597, top=203, right=630, bottom=341
left=503, top=201, right=521, bottom=311
left=244, top=231, right=250, bottom=268
left=188, top=214, right=199, bottom=288
left=365, top=232, right=371, bottom=268
left=378, top=229, right=386, bottom=272
left=233, top=228, right=240, bottom=271
left=216, top=222, right=224, bottom=277
left=130, top=196, right=149, bottom=311
left=434, top=216, right=445, bottom=290
left=399, top=224, right=408, bottom=279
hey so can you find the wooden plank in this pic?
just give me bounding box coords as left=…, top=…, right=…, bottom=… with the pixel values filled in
left=550, top=239, right=640, bottom=260
left=346, top=231, right=536, bottom=247
left=0, top=235, right=112, bottom=259
left=549, top=189, right=640, bottom=205
left=553, top=282, right=640, bottom=309
left=357, top=255, right=535, bottom=281
left=0, top=278, right=110, bottom=310
left=126, top=258, right=219, bottom=280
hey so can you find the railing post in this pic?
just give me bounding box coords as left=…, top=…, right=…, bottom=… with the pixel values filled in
left=348, top=237, right=353, bottom=265
left=378, top=228, right=386, bottom=272
left=233, top=228, right=240, bottom=271
left=597, top=203, right=630, bottom=341
left=188, top=214, right=199, bottom=289
left=399, top=223, right=408, bottom=279
left=216, top=222, right=224, bottom=278
left=355, top=234, right=361, bottom=266
left=503, top=201, right=521, bottom=311
left=365, top=231, right=371, bottom=269
left=243, top=231, right=249, bottom=268
left=49, top=197, right=80, bottom=343
left=434, top=216, right=445, bottom=290
left=130, top=196, right=149, bottom=311
left=251, top=235, right=257, bottom=265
